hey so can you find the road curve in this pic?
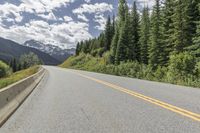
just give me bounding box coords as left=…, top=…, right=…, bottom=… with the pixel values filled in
left=1, top=66, right=200, bottom=133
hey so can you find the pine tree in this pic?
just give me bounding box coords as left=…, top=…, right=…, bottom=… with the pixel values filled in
left=192, top=21, right=200, bottom=58
left=172, top=0, right=198, bottom=53
left=149, top=0, right=163, bottom=68
left=171, top=0, right=185, bottom=53
left=17, top=63, right=21, bottom=71
left=9, top=59, right=13, bottom=70
left=110, top=24, right=119, bottom=64
left=79, top=41, right=83, bottom=53
left=115, top=23, right=128, bottom=64
left=186, top=0, right=199, bottom=44
left=109, top=15, right=115, bottom=44
left=115, top=2, right=129, bottom=64
left=76, top=42, right=80, bottom=56
left=188, top=3, right=200, bottom=58
left=104, top=15, right=112, bottom=51
left=110, top=0, right=128, bottom=64
left=112, top=15, right=115, bottom=37
left=118, top=0, right=128, bottom=26
left=13, top=58, right=17, bottom=72
left=139, top=7, right=150, bottom=64
left=129, top=1, right=140, bottom=61
left=162, top=0, right=175, bottom=65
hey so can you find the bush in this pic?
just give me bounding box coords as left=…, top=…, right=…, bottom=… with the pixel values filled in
left=195, top=62, right=200, bottom=77
left=153, top=66, right=168, bottom=82
left=19, top=52, right=42, bottom=69
left=169, top=52, right=196, bottom=74
left=167, top=52, right=196, bottom=83
left=0, top=61, right=11, bottom=78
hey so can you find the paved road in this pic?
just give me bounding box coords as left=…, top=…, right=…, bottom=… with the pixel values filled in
left=1, top=66, right=200, bottom=133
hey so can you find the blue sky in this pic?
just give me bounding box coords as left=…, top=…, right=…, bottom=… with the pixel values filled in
left=0, top=0, right=154, bottom=49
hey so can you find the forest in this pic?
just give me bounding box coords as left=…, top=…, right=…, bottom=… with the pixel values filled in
left=62, top=0, right=200, bottom=88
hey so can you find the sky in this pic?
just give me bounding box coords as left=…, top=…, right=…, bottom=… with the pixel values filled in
left=0, top=0, right=154, bottom=49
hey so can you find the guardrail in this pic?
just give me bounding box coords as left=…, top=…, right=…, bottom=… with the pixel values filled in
left=0, top=67, right=46, bottom=126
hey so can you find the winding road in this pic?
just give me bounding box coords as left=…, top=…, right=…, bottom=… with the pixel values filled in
left=1, top=66, right=200, bottom=133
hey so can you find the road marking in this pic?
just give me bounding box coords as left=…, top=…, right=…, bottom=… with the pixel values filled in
left=74, top=72, right=200, bottom=122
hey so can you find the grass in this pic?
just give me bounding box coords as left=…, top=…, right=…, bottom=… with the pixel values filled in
left=60, top=54, right=200, bottom=88
left=0, top=66, right=40, bottom=89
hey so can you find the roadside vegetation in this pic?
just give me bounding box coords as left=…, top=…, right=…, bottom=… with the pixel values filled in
left=0, top=52, right=42, bottom=89
left=61, top=0, right=200, bottom=88
left=61, top=53, right=200, bottom=88
left=0, top=66, right=40, bottom=89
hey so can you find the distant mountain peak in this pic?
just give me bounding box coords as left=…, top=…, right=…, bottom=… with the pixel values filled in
left=23, top=40, right=75, bottom=62
left=0, top=37, right=60, bottom=65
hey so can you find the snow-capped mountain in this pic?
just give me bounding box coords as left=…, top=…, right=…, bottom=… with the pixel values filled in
left=23, top=40, right=75, bottom=62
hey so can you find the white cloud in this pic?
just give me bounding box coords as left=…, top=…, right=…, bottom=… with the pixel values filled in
left=94, top=14, right=107, bottom=31
left=0, top=20, right=92, bottom=48
left=0, top=0, right=75, bottom=23
left=84, top=0, right=91, bottom=3
left=77, top=14, right=89, bottom=22
left=63, top=16, right=73, bottom=22
left=21, top=0, right=75, bottom=13
left=73, top=2, right=113, bottom=31
left=0, top=3, right=24, bottom=23
left=73, top=3, right=113, bottom=15
left=38, top=12, right=57, bottom=21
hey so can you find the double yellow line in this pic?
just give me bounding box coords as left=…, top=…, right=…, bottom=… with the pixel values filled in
left=75, top=72, right=200, bottom=122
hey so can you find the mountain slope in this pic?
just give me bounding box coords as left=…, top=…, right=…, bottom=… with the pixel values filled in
left=23, top=40, right=75, bottom=62
left=0, top=37, right=60, bottom=65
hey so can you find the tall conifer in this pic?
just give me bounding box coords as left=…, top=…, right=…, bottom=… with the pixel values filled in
left=140, top=7, right=150, bottom=64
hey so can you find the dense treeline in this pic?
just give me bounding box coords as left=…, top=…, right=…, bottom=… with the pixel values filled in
left=70, top=0, right=200, bottom=87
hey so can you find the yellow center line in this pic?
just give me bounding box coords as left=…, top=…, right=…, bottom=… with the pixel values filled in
left=73, top=71, right=200, bottom=122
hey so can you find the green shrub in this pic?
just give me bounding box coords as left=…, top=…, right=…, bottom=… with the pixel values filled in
left=195, top=62, right=200, bottom=77
left=153, top=66, right=168, bottom=82
left=19, top=52, right=42, bottom=69
left=167, top=52, right=196, bottom=83
left=169, top=52, right=196, bottom=74
left=0, top=61, right=11, bottom=78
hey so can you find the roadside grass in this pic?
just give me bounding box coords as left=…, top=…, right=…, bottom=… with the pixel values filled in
left=60, top=54, right=200, bottom=88
left=0, top=66, right=40, bottom=89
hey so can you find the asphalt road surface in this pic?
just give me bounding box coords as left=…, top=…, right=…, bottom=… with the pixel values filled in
left=1, top=66, right=200, bottom=133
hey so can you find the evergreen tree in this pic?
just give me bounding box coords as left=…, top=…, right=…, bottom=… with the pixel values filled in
left=17, top=63, right=21, bottom=71
left=186, top=0, right=199, bottom=44
left=172, top=0, right=198, bottom=53
left=104, top=15, right=112, bottom=51
left=112, top=15, right=115, bottom=37
left=162, top=0, right=175, bottom=65
left=110, top=24, right=119, bottom=64
left=79, top=41, right=83, bottom=53
left=129, top=1, right=140, bottom=61
left=149, top=0, right=163, bottom=68
left=192, top=21, right=200, bottom=58
left=115, top=3, right=129, bottom=64
left=9, top=59, right=13, bottom=70
left=115, top=23, right=128, bottom=64
left=139, top=7, right=150, bottom=64
left=188, top=3, right=200, bottom=58
left=13, top=58, right=17, bottom=72
left=118, top=0, right=128, bottom=26
left=110, top=0, right=128, bottom=64
left=76, top=42, right=80, bottom=56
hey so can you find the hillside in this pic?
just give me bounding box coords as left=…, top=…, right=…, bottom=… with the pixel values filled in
left=23, top=40, right=75, bottom=62
left=0, top=37, right=60, bottom=65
